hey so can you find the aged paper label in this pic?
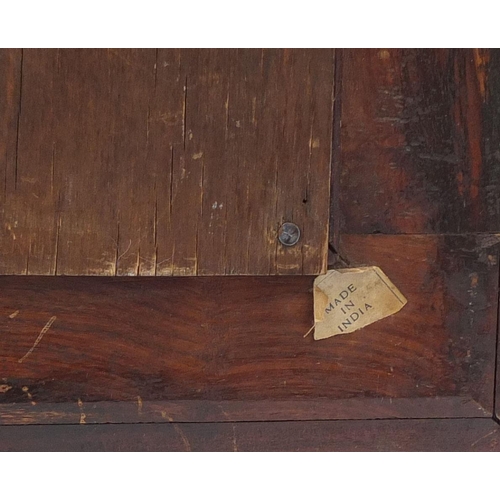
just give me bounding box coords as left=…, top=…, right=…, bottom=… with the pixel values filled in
left=313, top=267, right=407, bottom=340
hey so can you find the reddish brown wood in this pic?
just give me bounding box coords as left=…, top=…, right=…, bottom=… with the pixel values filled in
left=1, top=234, right=497, bottom=424
left=1, top=418, right=499, bottom=452
left=0, top=48, right=333, bottom=277
left=338, top=233, right=500, bottom=415
left=336, top=49, right=500, bottom=234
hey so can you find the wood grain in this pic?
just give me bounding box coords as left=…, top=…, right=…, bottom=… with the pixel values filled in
left=336, top=49, right=500, bottom=234
left=2, top=48, right=499, bottom=451
left=0, top=49, right=334, bottom=276
left=1, top=418, right=499, bottom=452
left=1, top=234, right=497, bottom=424
left=0, top=49, right=24, bottom=273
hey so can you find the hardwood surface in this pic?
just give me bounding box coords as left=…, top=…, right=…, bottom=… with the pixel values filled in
left=0, top=49, right=333, bottom=276
left=334, top=49, right=500, bottom=235
left=1, top=418, right=499, bottom=452
left=2, top=48, right=500, bottom=450
left=1, top=233, right=497, bottom=424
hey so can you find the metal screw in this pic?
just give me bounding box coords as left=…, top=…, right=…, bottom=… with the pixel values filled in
left=278, top=222, right=301, bottom=247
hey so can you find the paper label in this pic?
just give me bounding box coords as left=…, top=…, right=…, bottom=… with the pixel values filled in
left=313, top=267, right=407, bottom=340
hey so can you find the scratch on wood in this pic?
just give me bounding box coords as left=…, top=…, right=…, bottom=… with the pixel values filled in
left=137, top=395, right=143, bottom=415
left=8, top=310, right=20, bottom=319
left=54, top=215, right=61, bottom=275
left=18, top=315, right=57, bottom=363
left=232, top=423, right=238, bottom=452
left=135, top=248, right=141, bottom=276
left=225, top=91, right=230, bottom=140
left=194, top=225, right=200, bottom=276
left=114, top=223, right=120, bottom=276
left=5, top=223, right=17, bottom=241
left=217, top=404, right=239, bottom=450
left=0, top=384, right=12, bottom=393
left=25, top=238, right=29, bottom=275
left=78, top=398, right=86, bottom=424
left=117, top=239, right=132, bottom=263
left=164, top=414, right=191, bottom=451
left=22, top=386, right=36, bottom=406
left=156, top=257, right=171, bottom=268
left=470, top=429, right=497, bottom=448
left=183, top=76, right=188, bottom=150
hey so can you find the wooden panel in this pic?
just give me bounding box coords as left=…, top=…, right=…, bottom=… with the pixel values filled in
left=338, top=233, right=500, bottom=416
left=0, top=49, right=334, bottom=276
left=0, top=49, right=23, bottom=272
left=1, top=233, right=497, bottom=424
left=2, top=48, right=499, bottom=452
left=1, top=419, right=499, bottom=452
left=336, top=48, right=500, bottom=234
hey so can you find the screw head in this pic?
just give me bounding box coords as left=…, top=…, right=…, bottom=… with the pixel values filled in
left=278, top=222, right=301, bottom=247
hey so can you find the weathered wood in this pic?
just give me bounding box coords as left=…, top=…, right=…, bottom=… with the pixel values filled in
left=336, top=49, right=500, bottom=234
left=1, top=418, right=499, bottom=452
left=338, top=233, right=500, bottom=415
left=2, top=48, right=500, bottom=452
left=0, top=49, right=334, bottom=276
left=0, top=398, right=489, bottom=426
left=0, top=49, right=24, bottom=273
left=1, top=234, right=497, bottom=424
